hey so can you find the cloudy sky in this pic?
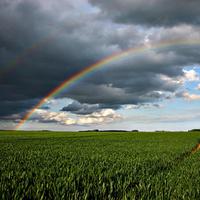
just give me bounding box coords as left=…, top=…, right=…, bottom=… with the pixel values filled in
left=1, top=0, right=200, bottom=131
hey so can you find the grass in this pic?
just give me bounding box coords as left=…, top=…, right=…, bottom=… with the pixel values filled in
left=0, top=130, right=200, bottom=199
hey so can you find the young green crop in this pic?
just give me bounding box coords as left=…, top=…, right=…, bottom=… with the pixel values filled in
left=0, top=131, right=200, bottom=199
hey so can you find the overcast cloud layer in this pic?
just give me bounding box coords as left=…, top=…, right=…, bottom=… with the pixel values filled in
left=89, top=0, right=200, bottom=26
left=1, top=0, right=200, bottom=128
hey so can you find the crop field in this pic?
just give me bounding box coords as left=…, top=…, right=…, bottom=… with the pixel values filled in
left=0, top=131, right=200, bottom=199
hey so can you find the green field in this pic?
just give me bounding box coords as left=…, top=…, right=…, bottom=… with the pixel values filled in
left=0, top=131, right=200, bottom=199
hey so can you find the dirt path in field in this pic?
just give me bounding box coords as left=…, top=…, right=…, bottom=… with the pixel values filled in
left=175, top=141, right=200, bottom=163
left=156, top=141, right=200, bottom=173
left=190, top=142, right=200, bottom=154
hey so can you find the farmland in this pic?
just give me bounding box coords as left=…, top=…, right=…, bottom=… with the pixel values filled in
left=0, top=131, right=200, bottom=199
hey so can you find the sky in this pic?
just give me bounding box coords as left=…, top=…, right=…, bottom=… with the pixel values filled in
left=1, top=0, right=200, bottom=131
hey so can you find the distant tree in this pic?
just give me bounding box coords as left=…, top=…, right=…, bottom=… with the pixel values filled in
left=79, top=129, right=99, bottom=132
left=132, top=130, right=139, bottom=132
left=188, top=129, right=200, bottom=132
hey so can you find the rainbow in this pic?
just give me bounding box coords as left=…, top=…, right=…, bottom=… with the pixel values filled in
left=15, top=39, right=200, bottom=130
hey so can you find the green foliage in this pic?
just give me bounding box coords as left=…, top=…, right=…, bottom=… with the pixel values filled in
left=0, top=131, right=200, bottom=199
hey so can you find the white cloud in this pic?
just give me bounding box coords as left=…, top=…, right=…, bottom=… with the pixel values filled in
left=160, top=74, right=183, bottom=85
left=182, top=92, right=200, bottom=101
left=197, top=84, right=200, bottom=90
left=183, top=69, right=199, bottom=82
left=33, top=109, right=121, bottom=126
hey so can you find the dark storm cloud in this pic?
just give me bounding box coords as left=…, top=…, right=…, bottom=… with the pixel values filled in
left=61, top=101, right=100, bottom=114
left=89, top=0, right=200, bottom=26
left=1, top=0, right=200, bottom=121
left=66, top=83, right=172, bottom=106
left=60, top=48, right=196, bottom=105
left=0, top=0, right=143, bottom=117
left=0, top=99, right=38, bottom=118
left=0, top=0, right=112, bottom=114
left=61, top=100, right=121, bottom=114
